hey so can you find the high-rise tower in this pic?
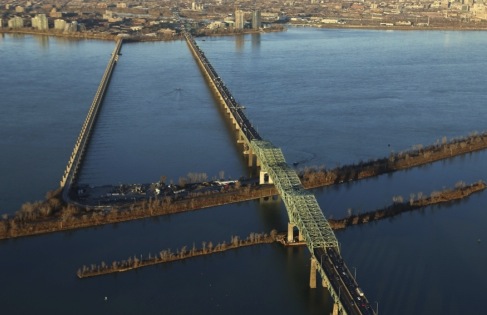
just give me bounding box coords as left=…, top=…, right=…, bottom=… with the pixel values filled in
left=235, top=9, right=245, bottom=29
left=252, top=10, right=261, bottom=29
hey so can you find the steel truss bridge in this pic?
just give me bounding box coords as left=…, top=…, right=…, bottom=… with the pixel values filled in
left=181, top=22, right=376, bottom=315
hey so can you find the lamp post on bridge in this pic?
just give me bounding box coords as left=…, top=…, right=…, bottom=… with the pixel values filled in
left=375, top=301, right=379, bottom=315
left=352, top=266, right=357, bottom=280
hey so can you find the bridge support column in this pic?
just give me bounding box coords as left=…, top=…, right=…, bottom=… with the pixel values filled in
left=309, top=257, right=317, bottom=289
left=332, top=303, right=339, bottom=315
left=248, top=148, right=253, bottom=167
left=287, top=223, right=294, bottom=243
left=237, top=132, right=245, bottom=144
left=298, top=230, right=304, bottom=242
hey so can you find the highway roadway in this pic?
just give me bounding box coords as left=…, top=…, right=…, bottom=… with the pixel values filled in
left=183, top=31, right=261, bottom=142
left=315, top=247, right=376, bottom=315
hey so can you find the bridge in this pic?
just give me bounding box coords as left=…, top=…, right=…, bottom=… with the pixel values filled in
left=58, top=28, right=377, bottom=314
left=183, top=28, right=376, bottom=315
left=60, top=38, right=122, bottom=199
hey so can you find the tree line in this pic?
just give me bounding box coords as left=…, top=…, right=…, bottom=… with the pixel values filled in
left=77, top=230, right=279, bottom=279
left=328, top=180, right=486, bottom=230
left=300, top=131, right=487, bottom=188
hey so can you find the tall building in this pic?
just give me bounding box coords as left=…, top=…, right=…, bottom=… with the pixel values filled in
left=32, top=14, right=48, bottom=30
left=54, top=19, right=66, bottom=30
left=50, top=8, right=63, bottom=18
left=192, top=2, right=203, bottom=11
left=0, top=18, right=3, bottom=28
left=235, top=9, right=245, bottom=29
left=252, top=10, right=261, bottom=29
left=8, top=16, right=24, bottom=28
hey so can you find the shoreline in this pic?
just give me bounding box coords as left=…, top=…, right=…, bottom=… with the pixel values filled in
left=292, top=23, right=487, bottom=32
left=3, top=23, right=487, bottom=43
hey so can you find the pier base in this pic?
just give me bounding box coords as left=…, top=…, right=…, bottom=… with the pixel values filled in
left=259, top=171, right=273, bottom=184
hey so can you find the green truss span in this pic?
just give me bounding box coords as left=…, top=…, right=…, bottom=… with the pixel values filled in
left=250, top=140, right=339, bottom=250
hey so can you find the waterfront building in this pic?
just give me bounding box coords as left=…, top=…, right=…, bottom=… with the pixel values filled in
left=50, top=8, right=63, bottom=18
left=192, top=2, right=203, bottom=11
left=235, top=9, right=245, bottom=29
left=15, top=6, right=24, bottom=13
left=64, top=21, right=78, bottom=33
left=252, top=10, right=261, bottom=29
left=32, top=14, right=49, bottom=30
left=54, top=19, right=66, bottom=31
left=8, top=16, right=24, bottom=28
left=0, top=18, right=2, bottom=28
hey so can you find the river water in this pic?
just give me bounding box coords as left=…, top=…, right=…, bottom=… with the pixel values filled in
left=1, top=28, right=486, bottom=314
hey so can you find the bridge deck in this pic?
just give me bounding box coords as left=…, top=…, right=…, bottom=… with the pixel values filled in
left=60, top=39, right=122, bottom=198
left=181, top=24, right=375, bottom=315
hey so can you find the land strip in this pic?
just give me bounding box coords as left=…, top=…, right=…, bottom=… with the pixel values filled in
left=77, top=231, right=279, bottom=279
left=328, top=181, right=486, bottom=230
left=1, top=132, right=487, bottom=240
left=77, top=181, right=485, bottom=279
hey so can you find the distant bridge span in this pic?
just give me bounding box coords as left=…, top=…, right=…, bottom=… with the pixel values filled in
left=60, top=38, right=123, bottom=199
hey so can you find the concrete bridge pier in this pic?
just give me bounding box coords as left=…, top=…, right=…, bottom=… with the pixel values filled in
left=332, top=303, right=339, bottom=315
left=287, top=223, right=293, bottom=242
left=287, top=222, right=304, bottom=242
left=310, top=256, right=317, bottom=289
left=237, top=132, right=245, bottom=144
left=247, top=147, right=254, bottom=167
left=310, top=256, right=329, bottom=289
left=310, top=257, right=341, bottom=315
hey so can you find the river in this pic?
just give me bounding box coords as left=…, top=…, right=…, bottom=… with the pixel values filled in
left=0, top=28, right=486, bottom=314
